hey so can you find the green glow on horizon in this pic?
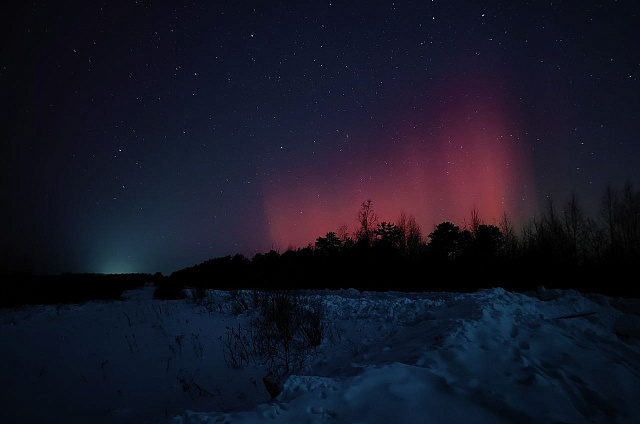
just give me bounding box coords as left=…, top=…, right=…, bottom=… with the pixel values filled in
left=99, top=260, right=137, bottom=275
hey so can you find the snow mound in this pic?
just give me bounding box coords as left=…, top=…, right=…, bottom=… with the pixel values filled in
left=1, top=286, right=638, bottom=423
left=175, top=288, right=640, bottom=424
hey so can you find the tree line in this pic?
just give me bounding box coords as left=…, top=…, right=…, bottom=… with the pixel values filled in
left=167, top=181, right=640, bottom=297
left=3, top=181, right=637, bottom=307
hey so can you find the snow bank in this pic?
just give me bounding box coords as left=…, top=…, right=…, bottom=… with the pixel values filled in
left=176, top=288, right=640, bottom=424
left=0, top=287, right=271, bottom=424
left=1, top=286, right=638, bottom=424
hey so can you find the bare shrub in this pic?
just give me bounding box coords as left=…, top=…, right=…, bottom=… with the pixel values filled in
left=221, top=291, right=325, bottom=377
left=301, top=296, right=324, bottom=348
left=177, top=370, right=218, bottom=400
left=220, top=323, right=253, bottom=370
left=229, top=290, right=250, bottom=315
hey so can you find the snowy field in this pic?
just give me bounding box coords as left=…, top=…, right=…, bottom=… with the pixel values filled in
left=1, top=285, right=639, bottom=423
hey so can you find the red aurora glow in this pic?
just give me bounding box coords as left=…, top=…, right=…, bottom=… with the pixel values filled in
left=261, top=81, right=535, bottom=249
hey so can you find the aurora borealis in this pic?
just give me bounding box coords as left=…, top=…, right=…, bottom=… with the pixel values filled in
left=262, top=73, right=536, bottom=249
left=2, top=1, right=639, bottom=274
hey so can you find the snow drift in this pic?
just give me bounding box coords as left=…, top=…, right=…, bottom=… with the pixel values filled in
left=1, top=286, right=638, bottom=423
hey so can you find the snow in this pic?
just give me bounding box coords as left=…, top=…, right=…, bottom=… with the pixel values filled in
left=0, top=287, right=269, bottom=423
left=1, top=285, right=639, bottom=423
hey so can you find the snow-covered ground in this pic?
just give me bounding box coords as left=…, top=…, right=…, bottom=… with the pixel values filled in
left=1, top=285, right=639, bottom=423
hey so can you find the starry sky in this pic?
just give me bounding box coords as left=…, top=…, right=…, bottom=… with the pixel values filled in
left=2, top=1, right=639, bottom=275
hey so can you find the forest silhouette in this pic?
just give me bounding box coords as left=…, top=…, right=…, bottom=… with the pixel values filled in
left=166, top=180, right=640, bottom=297
left=3, top=181, right=639, bottom=307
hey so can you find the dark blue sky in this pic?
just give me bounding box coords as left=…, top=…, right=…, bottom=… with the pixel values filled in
left=2, top=1, right=639, bottom=275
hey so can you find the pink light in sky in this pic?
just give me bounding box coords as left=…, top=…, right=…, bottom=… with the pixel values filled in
left=261, top=80, right=535, bottom=249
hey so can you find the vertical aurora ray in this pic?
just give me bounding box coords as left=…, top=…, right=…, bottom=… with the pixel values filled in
left=262, top=80, right=535, bottom=248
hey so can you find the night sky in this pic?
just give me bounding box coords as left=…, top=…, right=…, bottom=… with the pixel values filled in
left=2, top=1, right=639, bottom=275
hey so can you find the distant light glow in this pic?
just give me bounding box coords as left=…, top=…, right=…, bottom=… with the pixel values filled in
left=5, top=1, right=636, bottom=275
left=99, top=260, right=136, bottom=275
